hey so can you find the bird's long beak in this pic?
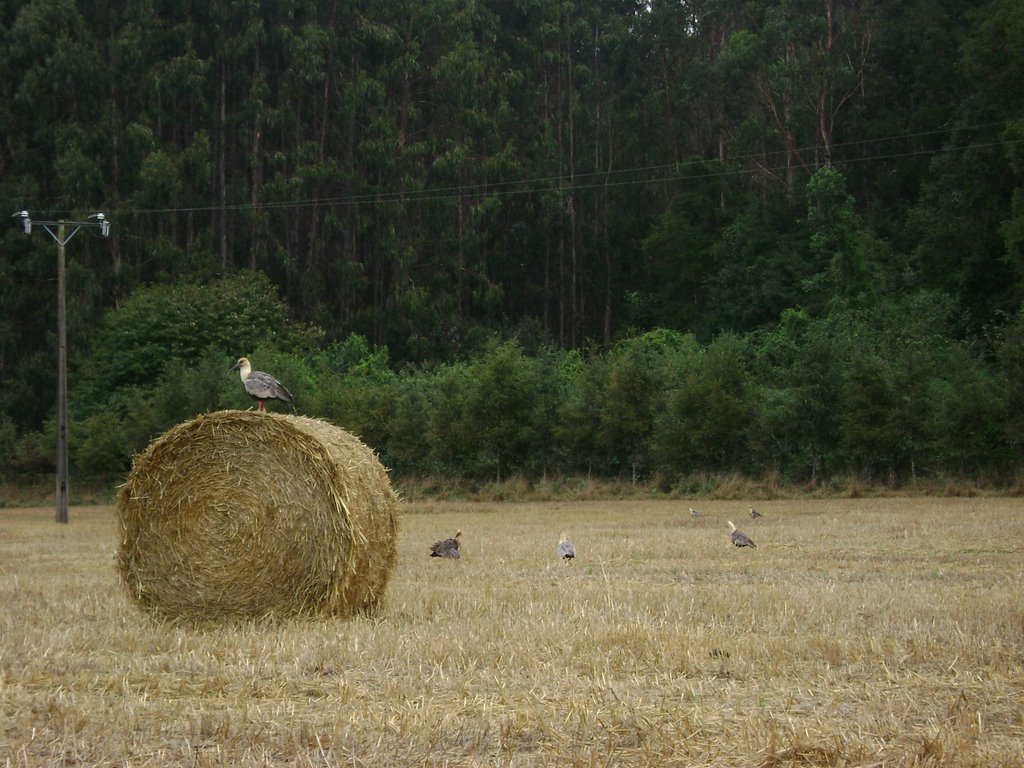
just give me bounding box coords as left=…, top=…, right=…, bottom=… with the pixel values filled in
left=227, top=361, right=240, bottom=374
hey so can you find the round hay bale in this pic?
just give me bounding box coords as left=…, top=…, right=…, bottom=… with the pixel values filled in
left=116, top=410, right=398, bottom=621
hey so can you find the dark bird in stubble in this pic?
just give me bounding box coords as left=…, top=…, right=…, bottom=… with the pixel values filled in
left=430, top=530, right=462, bottom=559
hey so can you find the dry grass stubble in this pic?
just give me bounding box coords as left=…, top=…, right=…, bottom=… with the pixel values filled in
left=1, top=498, right=1023, bottom=766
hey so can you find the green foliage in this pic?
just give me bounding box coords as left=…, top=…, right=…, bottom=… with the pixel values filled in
left=705, top=195, right=808, bottom=333
left=804, top=167, right=899, bottom=311
left=554, top=348, right=609, bottom=475
left=72, top=412, right=130, bottom=478
left=314, top=337, right=397, bottom=450
left=381, top=372, right=436, bottom=475
left=5, top=1, right=1024, bottom=486
left=651, top=333, right=757, bottom=476
left=60, top=274, right=321, bottom=477
left=0, top=418, right=22, bottom=481
left=75, top=272, right=319, bottom=400
left=458, top=340, right=553, bottom=480
left=753, top=308, right=843, bottom=481
left=423, top=362, right=477, bottom=475
left=995, top=307, right=1024, bottom=459
left=641, top=161, right=728, bottom=333
left=926, top=345, right=1008, bottom=473
left=596, top=331, right=699, bottom=478
left=961, top=0, right=1024, bottom=116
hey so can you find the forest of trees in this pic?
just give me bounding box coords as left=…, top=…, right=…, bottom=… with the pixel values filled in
left=2, top=0, right=1024, bottom=489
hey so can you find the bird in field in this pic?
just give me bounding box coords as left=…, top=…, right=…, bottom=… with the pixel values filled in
left=749, top=505, right=763, bottom=519
left=557, top=532, right=576, bottom=561
left=728, top=520, right=757, bottom=548
left=230, top=357, right=294, bottom=411
left=430, top=530, right=461, bottom=559
left=689, top=507, right=702, bottom=518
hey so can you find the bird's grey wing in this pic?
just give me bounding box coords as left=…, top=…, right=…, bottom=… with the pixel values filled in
left=431, top=538, right=459, bottom=558
left=272, top=379, right=294, bottom=402
left=731, top=531, right=753, bottom=547
left=244, top=371, right=277, bottom=399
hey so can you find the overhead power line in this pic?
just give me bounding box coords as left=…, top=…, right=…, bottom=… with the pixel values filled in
left=25, top=120, right=1024, bottom=219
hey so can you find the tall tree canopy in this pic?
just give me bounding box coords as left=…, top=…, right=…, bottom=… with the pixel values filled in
left=2, top=0, right=1022, bottom=486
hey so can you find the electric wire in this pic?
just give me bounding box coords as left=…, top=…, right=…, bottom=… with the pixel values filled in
left=14, top=119, right=1024, bottom=219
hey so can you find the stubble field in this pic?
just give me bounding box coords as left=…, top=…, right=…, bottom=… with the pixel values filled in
left=1, top=497, right=1022, bottom=766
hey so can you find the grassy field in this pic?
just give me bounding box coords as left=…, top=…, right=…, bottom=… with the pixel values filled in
left=1, top=498, right=1022, bottom=766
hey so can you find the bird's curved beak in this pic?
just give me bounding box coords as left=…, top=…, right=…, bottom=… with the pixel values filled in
left=227, top=360, right=241, bottom=374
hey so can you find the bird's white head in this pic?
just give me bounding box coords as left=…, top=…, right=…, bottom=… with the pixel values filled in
left=727, top=520, right=737, bottom=532
left=230, top=357, right=252, bottom=380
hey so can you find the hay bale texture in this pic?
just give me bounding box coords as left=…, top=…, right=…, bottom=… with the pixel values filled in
left=117, top=410, right=398, bottom=620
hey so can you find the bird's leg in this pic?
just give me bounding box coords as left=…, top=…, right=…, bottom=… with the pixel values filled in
left=258, top=401, right=266, bottom=412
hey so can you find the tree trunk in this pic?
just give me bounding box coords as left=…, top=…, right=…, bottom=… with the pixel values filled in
left=218, top=56, right=228, bottom=271
left=249, top=40, right=262, bottom=271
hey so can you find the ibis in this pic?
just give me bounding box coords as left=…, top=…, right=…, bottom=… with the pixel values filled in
left=557, top=532, right=576, bottom=561
left=230, top=357, right=293, bottom=411
left=728, top=520, right=756, bottom=548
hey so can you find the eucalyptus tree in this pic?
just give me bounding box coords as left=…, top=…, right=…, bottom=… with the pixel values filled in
left=803, top=166, right=900, bottom=312
left=960, top=0, right=1024, bottom=312
left=1, top=0, right=117, bottom=434
left=3, top=0, right=108, bottom=205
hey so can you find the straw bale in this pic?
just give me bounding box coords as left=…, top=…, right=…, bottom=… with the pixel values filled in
left=116, top=410, right=398, bottom=620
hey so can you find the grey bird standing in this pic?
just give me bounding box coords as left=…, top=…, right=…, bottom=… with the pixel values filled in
left=557, top=532, right=576, bottom=561
left=728, top=520, right=757, bottom=548
left=430, top=530, right=461, bottom=559
left=749, top=505, right=763, bottom=519
left=230, top=357, right=293, bottom=411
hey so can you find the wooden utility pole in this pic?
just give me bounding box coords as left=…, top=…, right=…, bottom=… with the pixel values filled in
left=56, top=222, right=68, bottom=523
left=12, top=211, right=110, bottom=523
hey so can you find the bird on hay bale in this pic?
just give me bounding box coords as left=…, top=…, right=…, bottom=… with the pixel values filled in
left=430, top=530, right=461, bottom=559
left=230, top=357, right=294, bottom=411
left=557, top=532, right=576, bottom=561
left=749, top=505, right=763, bottom=519
left=728, top=520, right=756, bottom=548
